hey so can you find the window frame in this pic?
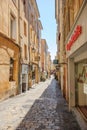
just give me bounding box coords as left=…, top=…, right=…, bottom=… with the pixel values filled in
left=10, top=13, right=16, bottom=41
left=24, top=21, right=27, bottom=36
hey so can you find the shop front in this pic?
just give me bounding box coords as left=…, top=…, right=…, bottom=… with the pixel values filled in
left=66, top=2, right=87, bottom=120
left=67, top=43, right=87, bottom=110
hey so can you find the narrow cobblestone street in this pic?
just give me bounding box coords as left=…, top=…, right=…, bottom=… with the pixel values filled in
left=0, top=77, right=81, bottom=130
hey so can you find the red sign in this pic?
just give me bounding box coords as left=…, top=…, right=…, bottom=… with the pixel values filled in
left=66, top=25, right=82, bottom=51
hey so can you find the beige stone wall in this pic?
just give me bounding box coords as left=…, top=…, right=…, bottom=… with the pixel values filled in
left=29, top=0, right=40, bottom=65
left=0, top=0, right=9, bottom=36
left=24, top=0, right=41, bottom=84
left=0, top=0, right=19, bottom=100
left=19, top=0, right=29, bottom=64
left=0, top=0, right=19, bottom=44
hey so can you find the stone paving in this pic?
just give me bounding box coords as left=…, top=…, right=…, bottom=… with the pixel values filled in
left=16, top=79, right=81, bottom=130
left=0, top=77, right=81, bottom=130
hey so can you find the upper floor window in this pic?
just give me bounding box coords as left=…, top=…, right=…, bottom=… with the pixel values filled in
left=24, top=21, right=27, bottom=36
left=23, top=0, right=26, bottom=15
left=24, top=44, right=27, bottom=60
left=10, top=14, right=16, bottom=41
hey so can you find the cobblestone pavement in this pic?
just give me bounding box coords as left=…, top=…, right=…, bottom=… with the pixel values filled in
left=0, top=77, right=81, bottom=130
left=16, top=79, right=81, bottom=130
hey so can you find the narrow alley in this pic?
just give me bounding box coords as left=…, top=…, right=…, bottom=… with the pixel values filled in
left=0, top=77, right=80, bottom=130
left=0, top=0, right=87, bottom=130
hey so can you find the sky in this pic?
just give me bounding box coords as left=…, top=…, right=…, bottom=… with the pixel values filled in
left=36, top=0, right=57, bottom=61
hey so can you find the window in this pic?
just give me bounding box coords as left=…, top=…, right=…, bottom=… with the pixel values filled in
left=24, top=44, right=27, bottom=60
left=10, top=14, right=16, bottom=40
left=9, top=58, right=14, bottom=81
left=24, top=21, right=27, bottom=36
left=23, top=0, right=26, bottom=15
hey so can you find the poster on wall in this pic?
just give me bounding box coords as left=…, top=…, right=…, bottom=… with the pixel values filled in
left=84, top=83, right=87, bottom=94
left=22, top=65, right=28, bottom=74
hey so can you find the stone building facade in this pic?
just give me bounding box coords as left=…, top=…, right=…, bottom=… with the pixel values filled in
left=56, top=0, right=87, bottom=120
left=55, top=0, right=67, bottom=97
left=0, top=0, right=49, bottom=101
left=0, top=0, right=20, bottom=100
left=37, top=20, right=43, bottom=81
left=65, top=0, right=87, bottom=115
left=22, top=0, right=43, bottom=86
left=18, top=0, right=29, bottom=92
left=41, top=39, right=48, bottom=80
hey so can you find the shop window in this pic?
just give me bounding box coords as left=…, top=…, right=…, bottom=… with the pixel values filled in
left=10, top=14, right=16, bottom=41
left=9, top=58, right=14, bottom=81
left=24, top=44, right=27, bottom=60
left=24, top=21, right=27, bottom=36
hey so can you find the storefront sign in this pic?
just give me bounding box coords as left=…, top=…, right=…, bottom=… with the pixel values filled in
left=84, top=83, right=87, bottom=94
left=66, top=25, right=82, bottom=51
